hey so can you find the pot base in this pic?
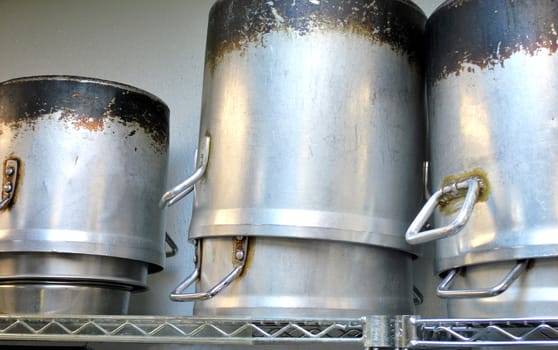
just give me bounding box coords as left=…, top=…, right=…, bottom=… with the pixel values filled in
left=0, top=282, right=132, bottom=315
left=193, top=237, right=415, bottom=318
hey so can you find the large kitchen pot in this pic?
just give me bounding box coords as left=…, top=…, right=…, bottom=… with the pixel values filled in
left=405, top=0, right=558, bottom=316
left=0, top=76, right=170, bottom=314
left=163, top=0, right=426, bottom=317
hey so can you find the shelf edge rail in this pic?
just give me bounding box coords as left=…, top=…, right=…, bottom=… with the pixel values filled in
left=403, top=316, right=558, bottom=348
left=0, top=315, right=364, bottom=346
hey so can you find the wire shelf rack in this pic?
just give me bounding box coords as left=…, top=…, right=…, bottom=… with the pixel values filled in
left=2, top=315, right=558, bottom=347
left=408, top=316, right=558, bottom=348
left=0, top=315, right=364, bottom=345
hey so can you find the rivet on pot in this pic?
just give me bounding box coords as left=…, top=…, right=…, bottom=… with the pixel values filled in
left=3, top=183, right=12, bottom=193
left=235, top=249, right=245, bottom=260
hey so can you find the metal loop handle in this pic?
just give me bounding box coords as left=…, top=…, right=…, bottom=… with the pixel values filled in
left=423, top=161, right=431, bottom=200
left=170, top=237, right=248, bottom=302
left=406, top=177, right=481, bottom=245
left=437, top=260, right=529, bottom=298
left=413, top=286, right=424, bottom=306
left=0, top=198, right=10, bottom=210
left=159, top=136, right=210, bottom=208
left=164, top=233, right=179, bottom=258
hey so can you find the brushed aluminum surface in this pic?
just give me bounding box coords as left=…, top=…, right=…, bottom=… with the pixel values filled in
left=190, top=1, right=426, bottom=254
left=193, top=237, right=415, bottom=318
left=182, top=0, right=425, bottom=315
left=431, top=50, right=558, bottom=271
left=0, top=283, right=131, bottom=315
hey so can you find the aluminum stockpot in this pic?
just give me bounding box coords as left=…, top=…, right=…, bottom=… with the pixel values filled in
left=164, top=0, right=427, bottom=317
left=405, top=0, right=558, bottom=315
left=0, top=76, right=170, bottom=314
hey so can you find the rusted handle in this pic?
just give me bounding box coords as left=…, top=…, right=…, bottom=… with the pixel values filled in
left=169, top=237, right=248, bottom=302
left=406, top=177, right=482, bottom=245
left=0, top=159, right=19, bottom=211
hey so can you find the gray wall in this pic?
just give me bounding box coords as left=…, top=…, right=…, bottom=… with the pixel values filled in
left=417, top=0, right=443, bottom=15
left=0, top=0, right=445, bottom=346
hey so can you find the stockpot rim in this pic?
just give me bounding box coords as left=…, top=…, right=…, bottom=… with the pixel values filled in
left=209, top=0, right=427, bottom=20
left=0, top=75, right=169, bottom=115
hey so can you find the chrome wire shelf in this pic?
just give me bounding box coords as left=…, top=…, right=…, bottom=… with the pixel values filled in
left=406, top=316, right=558, bottom=348
left=0, top=315, right=363, bottom=345
left=2, top=315, right=558, bottom=347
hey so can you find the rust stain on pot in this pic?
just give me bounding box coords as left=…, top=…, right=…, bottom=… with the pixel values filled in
left=0, top=77, right=169, bottom=154
left=238, top=237, right=255, bottom=279
left=1, top=154, right=23, bottom=210
left=438, top=168, right=490, bottom=216
left=70, top=116, right=105, bottom=132
left=205, top=0, right=426, bottom=71
left=427, top=0, right=558, bottom=85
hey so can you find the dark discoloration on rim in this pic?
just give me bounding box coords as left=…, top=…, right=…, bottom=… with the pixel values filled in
left=427, top=0, right=558, bottom=85
left=205, top=0, right=426, bottom=71
left=0, top=76, right=169, bottom=153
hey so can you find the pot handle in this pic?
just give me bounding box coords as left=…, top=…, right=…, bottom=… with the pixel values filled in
left=406, top=176, right=483, bottom=245
left=169, top=237, right=248, bottom=302
left=165, top=233, right=179, bottom=258
left=159, top=136, right=211, bottom=208
left=0, top=159, right=19, bottom=211
left=413, top=286, right=424, bottom=305
left=437, top=260, right=529, bottom=298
